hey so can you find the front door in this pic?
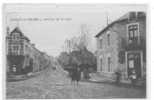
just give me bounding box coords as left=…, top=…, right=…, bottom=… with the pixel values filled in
left=127, top=52, right=142, bottom=79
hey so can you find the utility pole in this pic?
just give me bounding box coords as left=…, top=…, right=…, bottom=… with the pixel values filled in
left=106, top=12, right=109, bottom=26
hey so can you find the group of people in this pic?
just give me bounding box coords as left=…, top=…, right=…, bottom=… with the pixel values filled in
left=68, top=66, right=138, bottom=86
left=69, top=66, right=81, bottom=85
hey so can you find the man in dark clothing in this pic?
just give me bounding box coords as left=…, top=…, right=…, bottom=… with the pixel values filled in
left=70, top=66, right=81, bottom=85
left=115, top=71, right=121, bottom=84
left=76, top=67, right=81, bottom=85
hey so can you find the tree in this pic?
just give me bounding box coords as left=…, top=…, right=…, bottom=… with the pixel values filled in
left=63, top=24, right=90, bottom=53
left=58, top=52, right=70, bottom=68
left=60, top=24, right=96, bottom=72
left=68, top=47, right=96, bottom=71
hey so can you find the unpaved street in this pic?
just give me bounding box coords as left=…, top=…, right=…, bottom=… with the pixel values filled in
left=6, top=66, right=146, bottom=99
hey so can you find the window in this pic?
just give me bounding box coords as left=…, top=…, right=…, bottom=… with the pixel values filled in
left=128, top=23, right=139, bottom=44
left=12, top=45, right=19, bottom=55
left=20, top=50, right=24, bottom=55
left=99, top=39, right=103, bottom=49
left=13, top=35, right=16, bottom=40
left=8, top=46, right=12, bottom=54
left=20, top=45, right=24, bottom=55
left=108, top=57, right=111, bottom=72
left=20, top=45, right=23, bottom=50
left=12, top=33, right=20, bottom=40
left=16, top=36, right=20, bottom=40
left=13, top=46, right=18, bottom=51
left=9, top=39, right=12, bottom=43
left=107, top=34, right=110, bottom=46
left=100, top=58, right=103, bottom=71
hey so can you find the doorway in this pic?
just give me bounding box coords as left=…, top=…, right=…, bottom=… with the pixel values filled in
left=127, top=51, right=142, bottom=79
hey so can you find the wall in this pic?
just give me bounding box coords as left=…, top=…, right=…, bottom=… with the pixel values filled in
left=96, top=26, right=119, bottom=78
left=96, top=16, right=146, bottom=80
left=113, top=18, right=146, bottom=80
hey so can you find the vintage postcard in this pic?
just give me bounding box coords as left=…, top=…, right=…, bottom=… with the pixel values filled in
left=3, top=4, right=147, bottom=99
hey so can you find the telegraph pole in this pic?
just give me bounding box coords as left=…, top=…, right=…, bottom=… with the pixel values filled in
left=106, top=12, right=109, bottom=26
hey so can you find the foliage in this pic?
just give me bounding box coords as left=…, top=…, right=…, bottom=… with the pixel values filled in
left=71, top=47, right=96, bottom=70
left=58, top=47, right=96, bottom=71
left=59, top=24, right=96, bottom=71
left=58, top=52, right=70, bottom=68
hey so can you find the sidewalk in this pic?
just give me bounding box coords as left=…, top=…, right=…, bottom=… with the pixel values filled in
left=88, top=72, right=115, bottom=84
left=88, top=72, right=146, bottom=88
left=7, top=66, right=50, bottom=82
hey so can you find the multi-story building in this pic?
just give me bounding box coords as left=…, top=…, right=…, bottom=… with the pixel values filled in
left=6, top=27, right=50, bottom=75
left=95, top=12, right=146, bottom=82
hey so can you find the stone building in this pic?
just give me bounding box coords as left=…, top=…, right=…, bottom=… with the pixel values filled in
left=6, top=27, right=50, bottom=75
left=95, top=12, right=146, bottom=82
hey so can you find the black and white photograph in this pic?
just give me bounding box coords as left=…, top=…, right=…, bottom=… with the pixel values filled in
left=3, top=4, right=147, bottom=99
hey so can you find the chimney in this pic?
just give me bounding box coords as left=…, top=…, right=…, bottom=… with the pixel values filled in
left=129, top=12, right=137, bottom=21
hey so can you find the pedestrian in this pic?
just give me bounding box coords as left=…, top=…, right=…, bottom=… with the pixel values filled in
left=129, top=69, right=137, bottom=86
left=115, top=71, right=121, bottom=85
left=70, top=66, right=81, bottom=86
left=76, top=67, right=81, bottom=85
left=70, top=66, right=75, bottom=84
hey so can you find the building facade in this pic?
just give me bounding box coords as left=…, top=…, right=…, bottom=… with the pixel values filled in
left=6, top=27, right=50, bottom=75
left=95, top=12, right=146, bottom=81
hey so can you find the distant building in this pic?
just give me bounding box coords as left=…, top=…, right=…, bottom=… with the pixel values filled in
left=6, top=27, right=50, bottom=75
left=95, top=12, right=146, bottom=82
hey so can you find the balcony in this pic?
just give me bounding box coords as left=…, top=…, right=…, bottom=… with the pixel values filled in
left=120, top=37, right=145, bottom=51
left=125, top=39, right=145, bottom=51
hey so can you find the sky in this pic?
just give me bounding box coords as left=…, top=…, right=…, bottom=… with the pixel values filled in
left=4, top=4, right=147, bottom=57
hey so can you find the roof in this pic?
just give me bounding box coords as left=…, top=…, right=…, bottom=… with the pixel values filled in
left=95, top=12, right=146, bottom=38
left=11, top=27, right=23, bottom=36
left=10, top=27, right=30, bottom=41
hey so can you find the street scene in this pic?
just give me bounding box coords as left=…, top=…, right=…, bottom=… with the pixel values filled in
left=4, top=4, right=146, bottom=99
left=7, top=64, right=145, bottom=99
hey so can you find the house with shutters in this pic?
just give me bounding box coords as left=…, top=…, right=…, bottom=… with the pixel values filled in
left=95, top=12, right=146, bottom=82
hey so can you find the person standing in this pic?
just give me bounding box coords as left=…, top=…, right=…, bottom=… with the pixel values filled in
left=76, top=67, right=81, bottom=85
left=129, top=69, right=137, bottom=86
